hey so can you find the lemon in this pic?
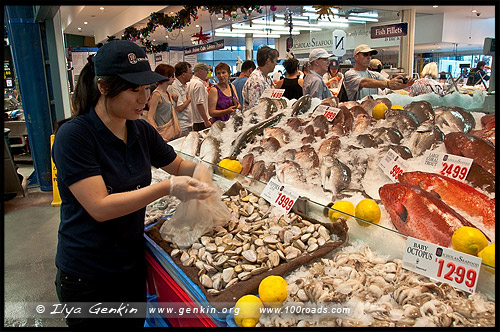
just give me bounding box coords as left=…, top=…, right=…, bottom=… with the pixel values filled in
left=372, top=103, right=388, bottom=120
left=258, top=275, right=288, bottom=308
left=478, top=244, right=495, bottom=273
left=355, top=199, right=381, bottom=227
left=218, top=158, right=242, bottom=179
left=390, top=104, right=404, bottom=110
left=451, top=226, right=488, bottom=256
left=233, top=294, right=264, bottom=327
left=328, top=201, right=355, bottom=221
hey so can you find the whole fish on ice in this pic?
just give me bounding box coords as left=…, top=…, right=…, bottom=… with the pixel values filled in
left=399, top=171, right=495, bottom=229
left=379, top=183, right=488, bottom=247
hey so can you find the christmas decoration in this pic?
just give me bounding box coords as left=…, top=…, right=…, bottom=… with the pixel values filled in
left=191, top=27, right=211, bottom=44
left=312, top=5, right=342, bottom=21
left=121, top=5, right=263, bottom=53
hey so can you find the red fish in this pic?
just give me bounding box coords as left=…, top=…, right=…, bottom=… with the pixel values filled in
left=444, top=132, right=495, bottom=176
left=399, top=171, right=495, bottom=228
left=379, top=183, right=486, bottom=247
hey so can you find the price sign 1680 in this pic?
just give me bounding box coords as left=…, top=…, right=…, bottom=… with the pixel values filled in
left=440, top=162, right=468, bottom=180
left=275, top=192, right=295, bottom=212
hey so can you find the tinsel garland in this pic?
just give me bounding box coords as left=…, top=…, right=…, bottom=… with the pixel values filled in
left=121, top=5, right=266, bottom=53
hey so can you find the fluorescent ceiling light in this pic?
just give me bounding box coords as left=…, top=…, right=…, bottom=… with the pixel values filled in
left=348, top=17, right=378, bottom=23
left=253, top=34, right=282, bottom=38
left=275, top=14, right=309, bottom=21
left=320, top=22, right=349, bottom=28
left=215, top=32, right=247, bottom=37
left=350, top=12, right=379, bottom=18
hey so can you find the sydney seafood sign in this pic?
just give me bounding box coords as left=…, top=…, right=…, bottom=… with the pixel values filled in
left=184, top=40, right=225, bottom=55
left=371, top=22, right=408, bottom=39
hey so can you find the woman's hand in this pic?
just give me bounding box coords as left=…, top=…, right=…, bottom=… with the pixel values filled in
left=169, top=176, right=215, bottom=201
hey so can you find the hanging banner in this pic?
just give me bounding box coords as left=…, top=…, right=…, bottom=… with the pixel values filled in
left=184, top=40, right=225, bottom=55
left=332, top=30, right=346, bottom=56
left=371, top=22, right=408, bottom=39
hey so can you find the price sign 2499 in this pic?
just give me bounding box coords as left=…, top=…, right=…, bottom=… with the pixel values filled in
left=440, top=162, right=468, bottom=180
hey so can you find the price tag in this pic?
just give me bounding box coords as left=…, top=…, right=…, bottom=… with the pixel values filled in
left=421, top=151, right=473, bottom=182
left=260, top=177, right=299, bottom=214
left=402, top=237, right=482, bottom=293
left=261, top=88, right=285, bottom=99
left=379, top=148, right=409, bottom=182
left=314, top=105, right=340, bottom=121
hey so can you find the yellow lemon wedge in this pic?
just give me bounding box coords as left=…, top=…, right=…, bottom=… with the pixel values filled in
left=233, top=294, right=264, bottom=327
left=390, top=104, right=404, bottom=110
left=478, top=244, right=495, bottom=273
left=451, top=226, right=488, bottom=256
left=355, top=199, right=381, bottom=227
left=218, top=158, right=243, bottom=179
left=328, top=201, right=355, bottom=221
left=258, top=275, right=288, bottom=308
left=372, top=103, right=388, bottom=120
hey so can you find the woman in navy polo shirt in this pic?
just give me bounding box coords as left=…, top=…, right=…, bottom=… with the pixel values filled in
left=52, top=40, right=215, bottom=328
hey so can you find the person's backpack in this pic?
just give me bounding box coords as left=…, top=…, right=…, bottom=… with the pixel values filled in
left=466, top=69, right=479, bottom=86
left=337, top=82, right=349, bottom=102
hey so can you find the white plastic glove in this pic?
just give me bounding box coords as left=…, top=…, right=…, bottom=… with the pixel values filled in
left=169, top=176, right=215, bottom=202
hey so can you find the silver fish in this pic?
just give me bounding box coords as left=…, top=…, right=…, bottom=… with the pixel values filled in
left=403, top=100, right=435, bottom=125
left=276, top=160, right=304, bottom=185
left=291, top=95, right=312, bottom=116
left=198, top=136, right=220, bottom=164
left=261, top=97, right=288, bottom=110
left=229, top=112, right=285, bottom=158
left=208, top=120, right=225, bottom=137
left=180, top=131, right=200, bottom=156
left=356, top=134, right=380, bottom=148
left=405, top=124, right=444, bottom=157
left=320, top=156, right=351, bottom=195
left=434, top=106, right=475, bottom=134
left=385, top=109, right=420, bottom=135
left=371, top=127, right=404, bottom=145
left=264, top=127, right=289, bottom=146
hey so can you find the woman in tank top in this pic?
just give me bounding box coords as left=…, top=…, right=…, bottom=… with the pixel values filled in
left=275, top=57, right=303, bottom=100
left=208, top=62, right=241, bottom=122
left=147, top=64, right=181, bottom=141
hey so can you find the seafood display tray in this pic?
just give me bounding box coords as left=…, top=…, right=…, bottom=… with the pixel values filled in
left=145, top=181, right=349, bottom=314
left=154, top=149, right=495, bottom=302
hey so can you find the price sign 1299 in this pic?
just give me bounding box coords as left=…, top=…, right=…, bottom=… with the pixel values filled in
left=437, top=259, right=477, bottom=290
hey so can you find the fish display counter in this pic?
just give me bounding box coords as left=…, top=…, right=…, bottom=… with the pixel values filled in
left=144, top=92, right=495, bottom=326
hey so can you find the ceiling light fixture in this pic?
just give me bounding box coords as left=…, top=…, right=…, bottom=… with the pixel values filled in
left=99, top=7, right=104, bottom=11
left=84, top=21, right=88, bottom=25
left=433, top=5, right=439, bottom=8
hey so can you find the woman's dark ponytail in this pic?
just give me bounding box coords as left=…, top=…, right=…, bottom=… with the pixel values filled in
left=72, top=55, right=100, bottom=117
left=54, top=56, right=100, bottom=134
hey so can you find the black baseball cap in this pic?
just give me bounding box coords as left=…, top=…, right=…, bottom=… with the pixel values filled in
left=329, top=59, right=340, bottom=69
left=93, top=40, right=167, bottom=85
